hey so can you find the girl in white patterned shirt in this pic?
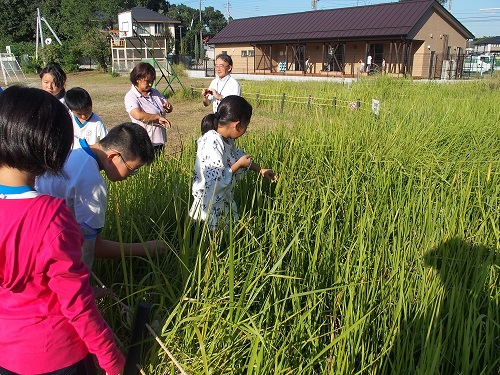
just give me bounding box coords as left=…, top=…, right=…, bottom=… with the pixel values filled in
left=189, top=95, right=278, bottom=230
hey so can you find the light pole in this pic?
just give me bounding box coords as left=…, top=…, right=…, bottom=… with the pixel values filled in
left=199, top=0, right=203, bottom=61
left=178, top=25, right=183, bottom=55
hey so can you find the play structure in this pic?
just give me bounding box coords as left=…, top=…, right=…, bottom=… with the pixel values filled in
left=0, top=48, right=26, bottom=86
left=110, top=8, right=183, bottom=95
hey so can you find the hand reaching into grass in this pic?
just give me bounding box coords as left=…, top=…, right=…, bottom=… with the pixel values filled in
left=231, top=155, right=278, bottom=182
left=247, top=160, right=278, bottom=182
left=260, top=168, right=278, bottom=183
left=144, top=239, right=167, bottom=256
left=94, top=236, right=167, bottom=258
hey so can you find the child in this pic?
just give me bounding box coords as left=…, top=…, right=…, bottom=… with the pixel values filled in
left=66, top=87, right=108, bottom=145
left=40, top=63, right=67, bottom=103
left=189, top=95, right=278, bottom=230
left=0, top=86, right=124, bottom=374
left=36, top=122, right=162, bottom=271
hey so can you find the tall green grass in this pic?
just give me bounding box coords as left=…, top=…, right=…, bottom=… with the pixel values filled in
left=95, top=77, right=499, bottom=374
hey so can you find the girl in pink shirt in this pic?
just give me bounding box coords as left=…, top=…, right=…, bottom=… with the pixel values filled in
left=0, top=86, right=124, bottom=375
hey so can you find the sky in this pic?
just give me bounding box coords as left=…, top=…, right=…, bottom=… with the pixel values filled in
left=183, top=0, right=500, bottom=38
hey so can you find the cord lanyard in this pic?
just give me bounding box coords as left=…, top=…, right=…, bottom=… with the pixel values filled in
left=216, top=75, right=230, bottom=100
left=144, top=94, right=163, bottom=115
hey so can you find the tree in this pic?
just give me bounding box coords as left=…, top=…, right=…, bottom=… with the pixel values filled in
left=79, top=28, right=112, bottom=72
left=0, top=0, right=227, bottom=69
left=54, top=0, right=125, bottom=69
left=0, top=0, right=37, bottom=44
left=203, top=7, right=227, bottom=35
left=167, top=4, right=227, bottom=57
left=167, top=4, right=200, bottom=56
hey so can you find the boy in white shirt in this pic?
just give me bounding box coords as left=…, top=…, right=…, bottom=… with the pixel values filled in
left=36, top=123, right=162, bottom=271
left=66, top=87, right=107, bottom=145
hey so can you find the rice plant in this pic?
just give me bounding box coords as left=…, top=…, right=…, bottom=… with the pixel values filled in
left=94, top=76, right=500, bottom=374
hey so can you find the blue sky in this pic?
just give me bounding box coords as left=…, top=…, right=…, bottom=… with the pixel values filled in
left=187, top=0, right=500, bottom=38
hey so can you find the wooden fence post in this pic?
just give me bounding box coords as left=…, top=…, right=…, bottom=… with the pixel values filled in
left=124, top=301, right=152, bottom=375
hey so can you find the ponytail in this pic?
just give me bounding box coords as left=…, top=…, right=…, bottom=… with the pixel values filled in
left=200, top=96, right=253, bottom=135
left=201, top=113, right=218, bottom=135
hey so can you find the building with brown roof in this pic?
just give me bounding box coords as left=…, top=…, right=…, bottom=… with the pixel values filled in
left=208, top=0, right=473, bottom=79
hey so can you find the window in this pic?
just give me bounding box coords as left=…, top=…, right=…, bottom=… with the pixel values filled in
left=154, top=23, right=165, bottom=35
left=369, top=43, right=384, bottom=66
left=248, top=50, right=255, bottom=57
left=241, top=50, right=247, bottom=57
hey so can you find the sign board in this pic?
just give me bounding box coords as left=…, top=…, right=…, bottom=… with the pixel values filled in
left=372, top=99, right=380, bottom=116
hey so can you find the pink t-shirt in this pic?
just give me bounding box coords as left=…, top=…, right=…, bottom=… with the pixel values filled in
left=0, top=190, right=124, bottom=374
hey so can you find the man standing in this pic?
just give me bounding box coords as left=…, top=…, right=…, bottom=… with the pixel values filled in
left=202, top=54, right=241, bottom=113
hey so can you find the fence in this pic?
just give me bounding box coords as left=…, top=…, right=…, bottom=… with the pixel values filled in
left=183, top=56, right=215, bottom=77
left=188, top=85, right=384, bottom=117
left=190, top=51, right=500, bottom=80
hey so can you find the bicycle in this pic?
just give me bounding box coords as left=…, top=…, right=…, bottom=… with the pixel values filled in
left=367, top=63, right=382, bottom=76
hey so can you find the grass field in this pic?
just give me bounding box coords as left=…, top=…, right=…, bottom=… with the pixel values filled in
left=26, top=72, right=500, bottom=374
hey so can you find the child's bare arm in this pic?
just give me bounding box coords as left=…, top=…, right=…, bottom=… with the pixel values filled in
left=231, top=154, right=252, bottom=173
left=249, top=161, right=278, bottom=182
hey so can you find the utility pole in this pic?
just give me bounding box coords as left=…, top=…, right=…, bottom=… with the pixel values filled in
left=199, top=0, right=203, bottom=61
left=311, top=0, right=318, bottom=11
left=448, top=0, right=452, bottom=11
left=226, top=0, right=231, bottom=20
left=178, top=25, right=183, bottom=54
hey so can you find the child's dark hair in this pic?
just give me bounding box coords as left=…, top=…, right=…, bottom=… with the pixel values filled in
left=201, top=115, right=218, bottom=135
left=201, top=95, right=252, bottom=135
left=100, top=122, right=155, bottom=165
left=39, top=63, right=67, bottom=90
left=65, top=87, right=92, bottom=111
left=0, top=86, right=73, bottom=176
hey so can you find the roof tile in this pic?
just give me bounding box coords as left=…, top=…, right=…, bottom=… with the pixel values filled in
left=210, top=0, right=473, bottom=44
